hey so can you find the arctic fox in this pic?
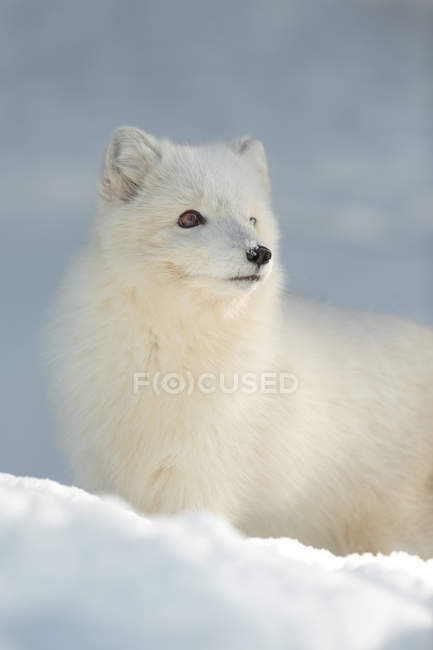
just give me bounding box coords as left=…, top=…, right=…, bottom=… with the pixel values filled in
left=48, top=127, right=433, bottom=558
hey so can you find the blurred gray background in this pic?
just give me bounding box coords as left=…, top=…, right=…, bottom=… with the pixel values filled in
left=1, top=0, right=432, bottom=485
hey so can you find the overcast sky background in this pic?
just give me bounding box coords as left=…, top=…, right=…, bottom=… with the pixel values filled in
left=1, top=0, right=432, bottom=484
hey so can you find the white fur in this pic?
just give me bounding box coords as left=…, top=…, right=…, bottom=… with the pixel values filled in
left=47, top=127, right=433, bottom=558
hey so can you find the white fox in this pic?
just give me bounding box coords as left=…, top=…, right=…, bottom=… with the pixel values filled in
left=48, top=127, right=433, bottom=557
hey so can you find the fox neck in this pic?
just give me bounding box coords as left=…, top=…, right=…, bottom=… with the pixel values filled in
left=126, top=270, right=281, bottom=376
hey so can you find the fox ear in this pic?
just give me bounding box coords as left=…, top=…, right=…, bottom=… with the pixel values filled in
left=99, top=126, right=160, bottom=203
left=231, top=136, right=269, bottom=191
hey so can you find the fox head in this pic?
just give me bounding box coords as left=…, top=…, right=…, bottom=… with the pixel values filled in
left=96, top=127, right=280, bottom=304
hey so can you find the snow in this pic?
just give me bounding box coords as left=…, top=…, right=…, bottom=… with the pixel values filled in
left=0, top=474, right=432, bottom=650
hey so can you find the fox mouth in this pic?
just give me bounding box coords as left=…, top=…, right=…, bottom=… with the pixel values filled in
left=229, top=274, right=260, bottom=282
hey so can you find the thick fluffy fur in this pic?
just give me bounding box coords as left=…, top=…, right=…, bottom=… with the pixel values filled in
left=47, top=127, right=433, bottom=558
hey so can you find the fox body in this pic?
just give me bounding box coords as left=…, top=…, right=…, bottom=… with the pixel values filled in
left=48, top=127, right=433, bottom=557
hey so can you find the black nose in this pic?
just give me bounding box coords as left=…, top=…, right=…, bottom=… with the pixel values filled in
left=246, top=245, right=272, bottom=267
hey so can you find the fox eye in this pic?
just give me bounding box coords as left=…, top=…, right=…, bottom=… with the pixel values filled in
left=178, top=210, right=205, bottom=228
left=249, top=217, right=257, bottom=226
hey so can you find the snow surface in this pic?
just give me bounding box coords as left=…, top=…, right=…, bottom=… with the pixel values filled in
left=0, top=474, right=432, bottom=650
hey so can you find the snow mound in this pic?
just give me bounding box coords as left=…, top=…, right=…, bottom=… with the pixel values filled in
left=0, top=474, right=432, bottom=650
